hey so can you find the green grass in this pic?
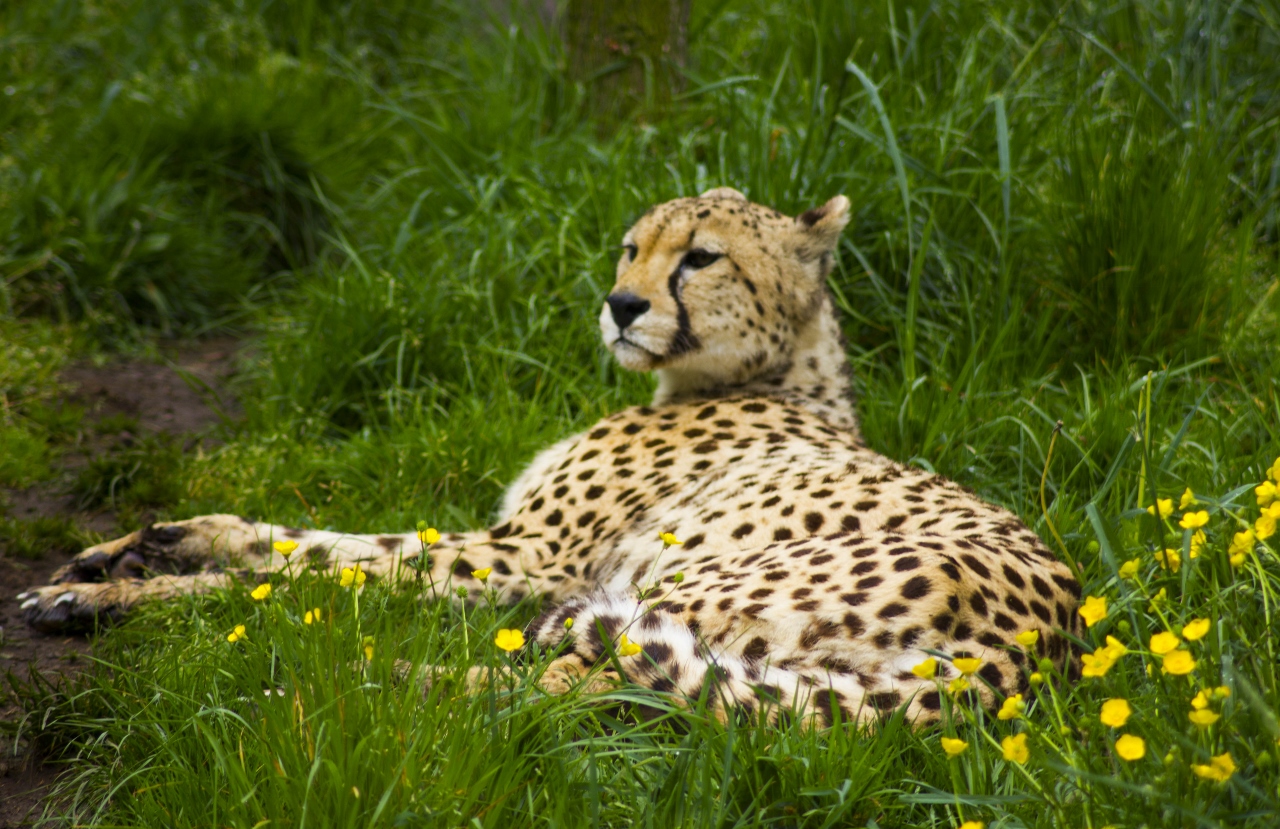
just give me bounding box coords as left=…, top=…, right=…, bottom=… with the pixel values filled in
left=3, top=0, right=1280, bottom=825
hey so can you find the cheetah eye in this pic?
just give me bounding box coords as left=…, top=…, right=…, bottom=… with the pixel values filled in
left=621, top=243, right=638, bottom=260
left=682, top=249, right=722, bottom=270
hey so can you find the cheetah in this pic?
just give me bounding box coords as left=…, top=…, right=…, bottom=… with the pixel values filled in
left=19, top=187, right=1081, bottom=726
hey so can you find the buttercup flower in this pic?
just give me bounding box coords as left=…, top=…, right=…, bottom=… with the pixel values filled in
left=1149, top=631, right=1180, bottom=655
left=1179, top=510, right=1209, bottom=530
left=1189, top=530, right=1206, bottom=558
left=339, top=564, right=366, bottom=588
left=1191, top=752, right=1236, bottom=782
left=1161, top=649, right=1196, bottom=675
left=1147, top=499, right=1173, bottom=519
left=494, top=629, right=525, bottom=652
left=1191, top=689, right=1210, bottom=709
left=362, top=636, right=374, bottom=661
left=1100, top=698, right=1132, bottom=727
left=1256, top=502, right=1280, bottom=540
left=1181, top=618, right=1210, bottom=641
left=1229, top=529, right=1256, bottom=567
left=1269, top=456, right=1280, bottom=483
left=303, top=607, right=322, bottom=625
left=948, top=676, right=970, bottom=694
left=273, top=540, right=298, bottom=556
left=418, top=527, right=441, bottom=545
left=1148, top=587, right=1168, bottom=612
left=1001, top=733, right=1029, bottom=764
left=618, top=633, right=643, bottom=657
left=1118, top=558, right=1140, bottom=579
left=564, top=616, right=574, bottom=631
left=953, top=657, right=982, bottom=676
left=1081, top=636, right=1128, bottom=678
left=1258, top=481, right=1278, bottom=508
left=472, top=567, right=492, bottom=583
left=1188, top=709, right=1220, bottom=727
left=227, top=624, right=246, bottom=643
left=1029, top=671, right=1044, bottom=685
left=1115, top=734, right=1145, bottom=761
left=1212, top=685, right=1231, bottom=700
left=958, top=822, right=984, bottom=829
left=1179, top=488, right=1198, bottom=509
left=1079, top=595, right=1107, bottom=627
left=941, top=737, right=969, bottom=757
left=1153, top=548, right=1182, bottom=572
left=1015, top=630, right=1039, bottom=648
left=251, top=583, right=272, bottom=601
left=911, top=657, right=938, bottom=679
left=997, top=694, right=1025, bottom=720
left=658, top=532, right=683, bottom=547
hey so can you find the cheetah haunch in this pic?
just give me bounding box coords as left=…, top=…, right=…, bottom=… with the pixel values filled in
left=20, top=188, right=1080, bottom=726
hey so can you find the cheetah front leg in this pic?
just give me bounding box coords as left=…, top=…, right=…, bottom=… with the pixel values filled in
left=19, top=514, right=584, bottom=632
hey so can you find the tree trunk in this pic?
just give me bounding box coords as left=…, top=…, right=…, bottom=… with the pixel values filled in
left=563, top=0, right=692, bottom=116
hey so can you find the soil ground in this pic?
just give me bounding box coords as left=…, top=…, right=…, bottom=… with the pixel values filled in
left=0, top=340, right=239, bottom=828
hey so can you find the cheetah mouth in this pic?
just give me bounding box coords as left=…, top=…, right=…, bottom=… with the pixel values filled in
left=611, top=336, right=659, bottom=358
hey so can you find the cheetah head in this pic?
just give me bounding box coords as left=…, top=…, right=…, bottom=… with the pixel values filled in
left=601, top=187, right=850, bottom=388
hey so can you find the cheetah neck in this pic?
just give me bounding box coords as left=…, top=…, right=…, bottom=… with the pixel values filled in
left=652, top=295, right=860, bottom=437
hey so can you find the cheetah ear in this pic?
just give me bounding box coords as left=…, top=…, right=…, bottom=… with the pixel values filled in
left=699, top=186, right=747, bottom=201
left=795, top=195, right=851, bottom=249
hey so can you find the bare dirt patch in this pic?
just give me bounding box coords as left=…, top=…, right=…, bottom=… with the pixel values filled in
left=0, top=338, right=241, bottom=827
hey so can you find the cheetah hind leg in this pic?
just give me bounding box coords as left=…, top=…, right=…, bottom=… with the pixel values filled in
left=520, top=593, right=923, bottom=728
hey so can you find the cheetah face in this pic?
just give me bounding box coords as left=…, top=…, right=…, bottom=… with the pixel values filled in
left=601, top=187, right=850, bottom=384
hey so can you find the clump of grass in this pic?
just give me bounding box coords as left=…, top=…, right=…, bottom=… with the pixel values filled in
left=0, top=515, right=87, bottom=560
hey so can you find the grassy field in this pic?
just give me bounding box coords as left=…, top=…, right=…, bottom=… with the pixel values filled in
left=3, top=0, right=1280, bottom=825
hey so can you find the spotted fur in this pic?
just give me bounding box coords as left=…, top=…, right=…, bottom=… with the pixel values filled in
left=19, top=188, right=1080, bottom=726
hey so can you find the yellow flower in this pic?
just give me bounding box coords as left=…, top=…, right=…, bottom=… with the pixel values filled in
left=227, top=624, right=246, bottom=643
left=1189, top=530, right=1206, bottom=559
left=952, top=657, right=982, bottom=675
left=1149, top=631, right=1180, bottom=655
left=997, top=694, right=1025, bottom=720
left=1001, top=733, right=1029, bottom=764
left=1147, top=498, right=1174, bottom=519
left=1258, top=480, right=1279, bottom=507
left=618, top=634, right=643, bottom=657
left=1078, top=595, right=1107, bottom=627
left=1161, top=649, right=1196, bottom=675
left=948, top=676, right=970, bottom=694
left=1188, top=709, right=1220, bottom=727
left=1256, top=503, right=1280, bottom=540
left=1213, top=685, right=1231, bottom=699
left=1015, top=630, right=1039, bottom=648
left=1081, top=635, right=1128, bottom=678
left=1100, top=698, right=1132, bottom=727
left=564, top=616, right=574, bottom=631
left=1115, top=734, right=1146, bottom=761
left=273, top=540, right=299, bottom=556
left=1029, top=671, right=1044, bottom=685
left=471, top=567, right=492, bottom=583
left=1154, top=548, right=1181, bottom=572
left=911, top=657, right=937, bottom=679
left=362, top=636, right=375, bottom=661
left=1148, top=587, right=1168, bottom=612
left=418, top=527, right=441, bottom=545
left=1179, top=510, right=1209, bottom=530
left=658, top=532, right=683, bottom=547
left=1179, top=488, right=1198, bottom=509
left=251, top=583, right=272, bottom=601
left=1191, top=752, right=1236, bottom=782
left=339, top=564, right=366, bottom=588
left=1181, top=618, right=1210, bottom=641
left=1269, top=456, right=1280, bottom=483
left=941, top=737, right=969, bottom=758
left=1229, top=529, right=1256, bottom=567
left=303, top=607, right=322, bottom=625
left=1118, top=558, right=1140, bottom=579
left=494, top=628, right=525, bottom=652
left=958, top=822, right=985, bottom=829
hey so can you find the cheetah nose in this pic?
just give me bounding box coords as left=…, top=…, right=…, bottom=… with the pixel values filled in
left=606, top=293, right=651, bottom=331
